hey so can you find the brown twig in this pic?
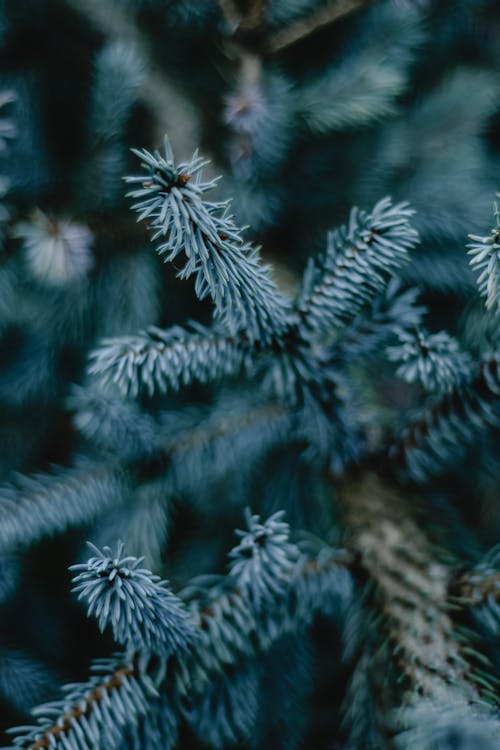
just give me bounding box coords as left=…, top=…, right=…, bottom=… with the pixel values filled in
left=267, top=0, right=374, bottom=55
left=29, top=660, right=138, bottom=750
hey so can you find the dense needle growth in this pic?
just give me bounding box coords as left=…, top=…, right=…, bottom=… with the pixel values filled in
left=0, top=1, right=499, bottom=749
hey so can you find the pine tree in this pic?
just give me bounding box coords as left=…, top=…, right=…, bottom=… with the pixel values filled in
left=0, top=1, right=499, bottom=748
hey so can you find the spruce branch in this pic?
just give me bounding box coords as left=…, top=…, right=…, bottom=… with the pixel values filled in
left=88, top=323, right=254, bottom=398
left=7, top=531, right=352, bottom=750
left=338, top=473, right=499, bottom=742
left=331, top=279, right=425, bottom=360
left=0, top=461, right=128, bottom=554
left=296, top=197, right=419, bottom=339
left=184, top=536, right=353, bottom=682
left=228, top=509, right=300, bottom=608
left=158, top=398, right=296, bottom=502
left=14, top=210, right=94, bottom=287
left=386, top=328, right=472, bottom=394
left=126, top=139, right=290, bottom=343
left=78, top=40, right=145, bottom=210
left=386, top=353, right=500, bottom=481
left=218, top=0, right=241, bottom=31
left=218, top=0, right=266, bottom=34
left=6, top=655, right=153, bottom=750
left=468, top=199, right=500, bottom=312
left=296, top=3, right=424, bottom=133
left=71, top=543, right=196, bottom=658
left=3, top=398, right=292, bottom=559
left=339, top=473, right=474, bottom=699
left=63, top=0, right=204, bottom=153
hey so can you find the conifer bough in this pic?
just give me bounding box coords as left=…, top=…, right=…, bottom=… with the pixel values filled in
left=4, top=127, right=500, bottom=750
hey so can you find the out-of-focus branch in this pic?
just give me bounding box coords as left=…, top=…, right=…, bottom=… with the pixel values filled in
left=62, top=0, right=203, bottom=161
left=218, top=0, right=242, bottom=30
left=268, top=0, right=374, bottom=55
left=338, top=472, right=480, bottom=701
left=219, top=0, right=267, bottom=34
left=452, top=571, right=500, bottom=606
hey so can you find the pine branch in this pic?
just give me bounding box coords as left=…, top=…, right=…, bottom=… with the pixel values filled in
left=63, top=0, right=204, bottom=153
left=222, top=61, right=294, bottom=184
left=468, top=199, right=500, bottom=312
left=386, top=353, right=500, bottom=482
left=183, top=541, right=353, bottom=686
left=337, top=473, right=499, bottom=742
left=386, top=328, right=472, bottom=394
left=331, top=279, right=425, bottom=360
left=186, top=663, right=260, bottom=748
left=0, top=649, right=57, bottom=717
left=400, top=247, right=477, bottom=295
left=341, top=595, right=393, bottom=749
left=7, top=654, right=153, bottom=750
left=88, top=323, right=254, bottom=398
left=296, top=197, right=419, bottom=339
left=68, top=384, right=164, bottom=460
left=160, top=398, right=294, bottom=498
left=70, top=542, right=196, bottom=657
left=0, top=90, right=16, bottom=150
left=7, top=532, right=352, bottom=749
left=0, top=460, right=128, bottom=553
left=228, top=509, right=300, bottom=609
left=365, top=68, right=500, bottom=242
left=218, top=0, right=266, bottom=33
left=0, top=552, right=20, bottom=604
left=340, top=473, right=474, bottom=699
left=455, top=569, right=500, bottom=609
left=126, top=139, right=290, bottom=343
left=2, top=398, right=292, bottom=557
left=13, top=210, right=94, bottom=287
left=296, top=3, right=424, bottom=132
left=78, top=41, right=144, bottom=210
left=395, top=701, right=500, bottom=750
left=218, top=0, right=241, bottom=30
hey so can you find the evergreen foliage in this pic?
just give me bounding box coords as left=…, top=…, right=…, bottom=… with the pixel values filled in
left=0, top=1, right=499, bottom=749
left=468, top=199, right=500, bottom=312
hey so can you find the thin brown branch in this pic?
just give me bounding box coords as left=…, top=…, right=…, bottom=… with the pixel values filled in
left=267, top=0, right=374, bottom=55
left=30, top=660, right=137, bottom=750
left=163, top=402, right=290, bottom=459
